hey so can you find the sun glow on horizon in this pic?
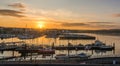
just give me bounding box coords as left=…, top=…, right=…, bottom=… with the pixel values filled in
left=37, top=21, right=45, bottom=29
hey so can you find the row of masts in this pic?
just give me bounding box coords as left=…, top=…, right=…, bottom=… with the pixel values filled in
left=0, top=40, right=115, bottom=52
left=0, top=37, right=116, bottom=61
left=0, top=28, right=116, bottom=61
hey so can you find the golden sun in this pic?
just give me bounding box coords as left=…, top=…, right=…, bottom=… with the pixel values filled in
left=38, top=24, right=44, bottom=28
left=37, top=21, right=45, bottom=29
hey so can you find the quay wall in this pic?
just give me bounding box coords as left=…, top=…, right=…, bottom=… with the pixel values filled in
left=83, top=57, right=120, bottom=64
left=0, top=64, right=120, bottom=66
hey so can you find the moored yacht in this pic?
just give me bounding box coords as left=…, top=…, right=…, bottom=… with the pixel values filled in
left=93, top=40, right=105, bottom=46
left=91, top=40, right=114, bottom=50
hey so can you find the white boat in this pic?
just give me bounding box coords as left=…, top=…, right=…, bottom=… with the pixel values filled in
left=93, top=40, right=105, bottom=46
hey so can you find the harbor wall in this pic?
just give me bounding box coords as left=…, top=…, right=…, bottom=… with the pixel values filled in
left=0, top=64, right=120, bottom=66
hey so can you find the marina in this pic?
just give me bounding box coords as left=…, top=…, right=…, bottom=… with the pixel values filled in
left=1, top=0, right=120, bottom=65
left=0, top=31, right=119, bottom=66
left=1, top=33, right=118, bottom=58
left=0, top=27, right=119, bottom=64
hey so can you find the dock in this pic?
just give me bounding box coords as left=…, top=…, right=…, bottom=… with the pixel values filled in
left=59, top=34, right=96, bottom=40
left=16, top=49, right=55, bottom=54
left=54, top=46, right=114, bottom=50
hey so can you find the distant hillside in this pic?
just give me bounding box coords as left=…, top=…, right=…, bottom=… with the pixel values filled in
left=0, top=27, right=120, bottom=36
left=91, top=29, right=120, bottom=36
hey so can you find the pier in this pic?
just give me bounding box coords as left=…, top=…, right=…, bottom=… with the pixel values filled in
left=54, top=46, right=114, bottom=50
left=59, top=34, right=96, bottom=40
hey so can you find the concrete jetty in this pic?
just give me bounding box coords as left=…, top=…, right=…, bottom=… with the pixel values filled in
left=0, top=63, right=119, bottom=66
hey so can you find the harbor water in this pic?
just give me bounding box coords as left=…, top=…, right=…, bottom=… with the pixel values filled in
left=0, top=33, right=120, bottom=59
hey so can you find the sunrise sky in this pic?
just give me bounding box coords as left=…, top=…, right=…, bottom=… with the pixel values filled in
left=0, top=0, right=120, bottom=30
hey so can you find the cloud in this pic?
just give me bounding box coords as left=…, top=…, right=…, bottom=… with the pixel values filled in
left=86, top=21, right=119, bottom=29
left=112, top=13, right=120, bottom=17
left=61, top=23, right=89, bottom=27
left=61, top=22, right=113, bottom=27
left=8, top=3, right=26, bottom=9
left=61, top=21, right=118, bottom=29
left=0, top=9, right=25, bottom=17
left=89, top=22, right=112, bottom=24
left=39, top=9, right=75, bottom=17
left=30, top=9, right=79, bottom=20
